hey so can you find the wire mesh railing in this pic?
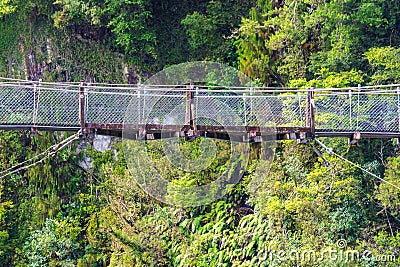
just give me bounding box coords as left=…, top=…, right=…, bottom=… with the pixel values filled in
left=1, top=81, right=400, bottom=133
left=314, top=86, right=400, bottom=132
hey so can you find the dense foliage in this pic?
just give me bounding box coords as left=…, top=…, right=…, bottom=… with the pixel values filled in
left=0, top=0, right=399, bottom=266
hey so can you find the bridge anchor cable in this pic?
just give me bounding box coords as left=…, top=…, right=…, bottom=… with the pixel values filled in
left=0, top=130, right=81, bottom=180
left=314, top=138, right=400, bottom=191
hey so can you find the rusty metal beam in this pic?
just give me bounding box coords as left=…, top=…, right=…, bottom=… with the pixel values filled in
left=85, top=123, right=313, bottom=142
left=79, top=82, right=87, bottom=134
left=306, top=87, right=315, bottom=133
left=84, top=123, right=309, bottom=134
left=3, top=123, right=400, bottom=141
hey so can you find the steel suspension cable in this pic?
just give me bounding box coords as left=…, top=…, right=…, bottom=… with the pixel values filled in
left=0, top=131, right=81, bottom=180
left=315, top=138, right=400, bottom=191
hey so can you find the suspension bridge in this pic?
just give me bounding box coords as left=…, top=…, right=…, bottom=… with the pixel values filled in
left=1, top=78, right=400, bottom=143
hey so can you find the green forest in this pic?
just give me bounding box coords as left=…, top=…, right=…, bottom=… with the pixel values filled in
left=0, top=0, right=400, bottom=266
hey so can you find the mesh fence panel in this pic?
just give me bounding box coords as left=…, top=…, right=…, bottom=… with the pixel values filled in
left=357, top=94, right=398, bottom=132
left=195, top=92, right=245, bottom=126
left=271, top=94, right=306, bottom=127
left=315, top=94, right=353, bottom=131
left=37, top=89, right=79, bottom=126
left=194, top=92, right=306, bottom=127
left=146, top=91, right=186, bottom=125
left=87, top=91, right=136, bottom=124
left=121, top=90, right=186, bottom=125
left=0, top=86, right=34, bottom=125
left=314, top=91, right=400, bottom=132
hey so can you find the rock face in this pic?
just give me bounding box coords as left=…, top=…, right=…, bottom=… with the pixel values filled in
left=78, top=135, right=116, bottom=170
left=92, top=135, right=114, bottom=152
left=78, top=157, right=93, bottom=171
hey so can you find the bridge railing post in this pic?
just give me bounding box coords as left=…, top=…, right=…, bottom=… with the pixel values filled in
left=79, top=82, right=87, bottom=135
left=191, top=84, right=196, bottom=130
left=185, top=83, right=196, bottom=130
left=32, top=83, right=38, bottom=126
left=143, top=86, right=147, bottom=125
left=185, top=85, right=191, bottom=126
left=250, top=87, right=254, bottom=126
left=31, top=79, right=41, bottom=135
left=136, top=87, right=141, bottom=125
left=298, top=91, right=303, bottom=126
left=195, top=85, right=199, bottom=127
left=357, top=84, right=361, bottom=130
left=306, top=86, right=315, bottom=135
left=85, top=83, right=89, bottom=124
left=397, top=86, right=400, bottom=132
left=243, top=92, right=247, bottom=126
left=349, top=89, right=352, bottom=129
left=305, top=87, right=309, bottom=128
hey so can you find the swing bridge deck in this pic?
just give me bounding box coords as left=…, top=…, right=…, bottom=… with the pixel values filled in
left=1, top=79, right=400, bottom=142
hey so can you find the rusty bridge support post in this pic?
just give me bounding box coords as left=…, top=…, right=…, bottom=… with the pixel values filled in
left=190, top=85, right=196, bottom=131
left=306, top=86, right=315, bottom=137
left=184, top=84, right=198, bottom=140
left=185, top=85, right=191, bottom=126
left=185, top=84, right=196, bottom=129
left=79, top=82, right=87, bottom=135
